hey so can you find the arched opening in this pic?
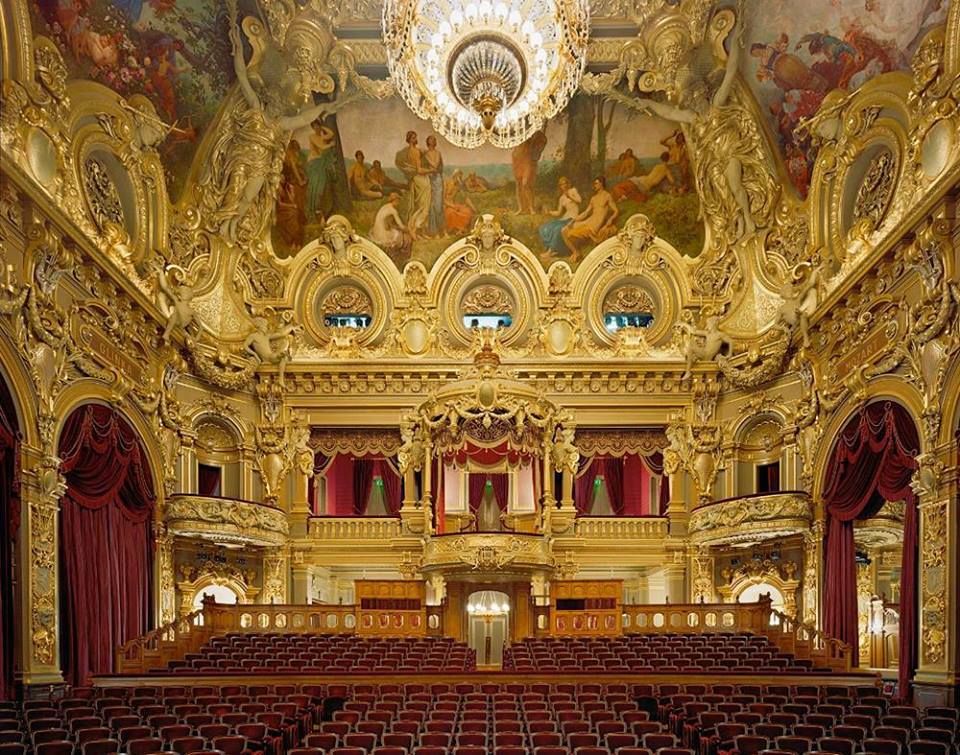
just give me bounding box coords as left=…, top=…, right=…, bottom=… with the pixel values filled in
left=190, top=583, right=240, bottom=625
left=58, top=404, right=157, bottom=686
left=737, top=583, right=785, bottom=625
left=191, top=583, right=239, bottom=611
left=465, top=590, right=510, bottom=667
left=822, top=401, right=918, bottom=697
left=193, top=416, right=244, bottom=499
left=734, top=414, right=784, bottom=497
left=0, top=375, right=20, bottom=700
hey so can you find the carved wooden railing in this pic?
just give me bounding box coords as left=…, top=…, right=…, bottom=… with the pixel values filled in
left=621, top=601, right=772, bottom=635
left=115, top=601, right=361, bottom=674
left=618, top=599, right=852, bottom=673
left=115, top=605, right=211, bottom=674
left=765, top=606, right=853, bottom=673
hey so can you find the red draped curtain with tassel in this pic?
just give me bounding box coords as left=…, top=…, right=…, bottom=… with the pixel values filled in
left=468, top=474, right=488, bottom=514
left=577, top=452, right=667, bottom=516
left=58, top=404, right=156, bottom=686
left=0, top=379, right=19, bottom=700
left=640, top=452, right=669, bottom=515
left=375, top=458, right=402, bottom=515
left=822, top=401, right=918, bottom=698
left=574, top=460, right=596, bottom=514
left=353, top=458, right=375, bottom=516
left=490, top=473, right=509, bottom=512
left=600, top=458, right=624, bottom=515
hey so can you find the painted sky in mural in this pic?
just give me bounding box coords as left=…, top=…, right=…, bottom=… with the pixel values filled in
left=743, top=0, right=947, bottom=195
left=273, top=96, right=704, bottom=269
left=30, top=0, right=233, bottom=197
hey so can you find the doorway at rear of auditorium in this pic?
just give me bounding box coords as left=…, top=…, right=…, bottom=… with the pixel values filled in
left=466, top=590, right=510, bottom=667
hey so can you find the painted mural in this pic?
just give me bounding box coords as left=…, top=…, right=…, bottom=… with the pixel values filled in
left=30, top=0, right=233, bottom=197
left=272, top=95, right=704, bottom=268
left=744, top=0, right=948, bottom=195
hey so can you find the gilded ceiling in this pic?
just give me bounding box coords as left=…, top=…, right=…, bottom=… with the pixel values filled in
left=4, top=0, right=958, bottom=377
left=25, top=0, right=944, bottom=269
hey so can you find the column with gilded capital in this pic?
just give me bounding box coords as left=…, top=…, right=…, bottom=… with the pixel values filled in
left=913, top=450, right=958, bottom=706
left=17, top=444, right=64, bottom=686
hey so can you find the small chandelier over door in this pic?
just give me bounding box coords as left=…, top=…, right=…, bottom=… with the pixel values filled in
left=382, top=0, right=590, bottom=148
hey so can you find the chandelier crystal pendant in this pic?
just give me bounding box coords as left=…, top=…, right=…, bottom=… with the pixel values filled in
left=382, top=0, right=590, bottom=148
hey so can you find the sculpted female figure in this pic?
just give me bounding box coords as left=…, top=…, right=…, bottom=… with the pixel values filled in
left=197, top=0, right=336, bottom=245
left=621, top=11, right=777, bottom=245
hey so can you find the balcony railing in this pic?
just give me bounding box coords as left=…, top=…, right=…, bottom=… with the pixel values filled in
left=308, top=516, right=401, bottom=540
left=574, top=516, right=669, bottom=539
left=166, top=494, right=288, bottom=546
left=688, top=491, right=812, bottom=546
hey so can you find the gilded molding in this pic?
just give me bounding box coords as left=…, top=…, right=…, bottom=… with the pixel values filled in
left=689, top=492, right=813, bottom=546
left=421, top=534, right=553, bottom=573
left=165, top=494, right=289, bottom=546
left=919, top=498, right=948, bottom=667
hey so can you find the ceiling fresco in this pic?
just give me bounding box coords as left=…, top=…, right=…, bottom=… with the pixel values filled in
left=742, top=0, right=948, bottom=195
left=22, top=0, right=951, bottom=273
left=273, top=95, right=704, bottom=268
left=29, top=0, right=235, bottom=197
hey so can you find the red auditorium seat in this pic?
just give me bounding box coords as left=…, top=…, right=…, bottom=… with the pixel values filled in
left=818, top=737, right=856, bottom=755
left=909, top=742, right=949, bottom=755
left=81, top=739, right=120, bottom=755
left=128, top=739, right=164, bottom=755
left=31, top=729, right=70, bottom=746
left=0, top=745, right=25, bottom=755
left=863, top=739, right=900, bottom=755
left=35, top=741, right=73, bottom=755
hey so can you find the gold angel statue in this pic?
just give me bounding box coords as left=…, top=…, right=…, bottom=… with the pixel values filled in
left=614, top=6, right=778, bottom=246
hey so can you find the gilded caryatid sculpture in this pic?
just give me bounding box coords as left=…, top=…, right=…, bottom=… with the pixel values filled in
left=613, top=5, right=778, bottom=248
left=195, top=0, right=389, bottom=246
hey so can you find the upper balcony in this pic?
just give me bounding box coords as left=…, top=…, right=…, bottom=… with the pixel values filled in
left=166, top=494, right=288, bottom=547
left=688, top=491, right=813, bottom=547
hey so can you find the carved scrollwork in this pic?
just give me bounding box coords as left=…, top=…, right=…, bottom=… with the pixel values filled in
left=689, top=492, right=813, bottom=546
left=81, top=156, right=125, bottom=232
left=461, top=284, right=514, bottom=315
left=851, top=149, right=898, bottom=235
left=166, top=494, right=289, bottom=546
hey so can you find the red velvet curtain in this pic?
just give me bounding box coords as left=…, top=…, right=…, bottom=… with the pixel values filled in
left=490, top=473, right=509, bottom=512
left=600, top=458, right=624, bottom=515
left=375, top=458, right=402, bottom=515
left=641, top=451, right=669, bottom=515
left=0, top=382, right=18, bottom=700
left=822, top=401, right=918, bottom=697
left=468, top=474, right=488, bottom=514
left=308, top=453, right=329, bottom=514
left=574, top=460, right=596, bottom=514
left=197, top=464, right=221, bottom=497
left=623, top=455, right=645, bottom=515
left=58, top=404, right=156, bottom=686
left=353, top=458, right=375, bottom=515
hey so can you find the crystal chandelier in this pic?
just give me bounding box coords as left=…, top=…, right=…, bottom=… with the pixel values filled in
left=382, top=0, right=590, bottom=148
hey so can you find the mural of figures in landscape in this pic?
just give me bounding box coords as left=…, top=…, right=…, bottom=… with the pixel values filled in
left=273, top=95, right=704, bottom=268
left=744, top=0, right=948, bottom=195
left=29, top=0, right=233, bottom=196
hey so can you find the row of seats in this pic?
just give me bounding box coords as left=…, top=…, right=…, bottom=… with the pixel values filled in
left=5, top=681, right=957, bottom=755
left=0, top=685, right=321, bottom=755
left=169, top=636, right=475, bottom=674
left=503, top=634, right=819, bottom=673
